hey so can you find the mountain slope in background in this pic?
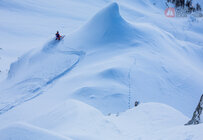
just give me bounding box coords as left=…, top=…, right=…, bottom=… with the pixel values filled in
left=0, top=0, right=203, bottom=140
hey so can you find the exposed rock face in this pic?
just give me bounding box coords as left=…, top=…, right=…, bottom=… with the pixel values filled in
left=186, top=94, right=203, bottom=125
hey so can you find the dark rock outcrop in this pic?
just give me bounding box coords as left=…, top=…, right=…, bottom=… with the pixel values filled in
left=185, top=94, right=203, bottom=125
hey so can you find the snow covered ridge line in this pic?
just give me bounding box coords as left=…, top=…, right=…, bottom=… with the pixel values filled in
left=186, top=94, right=203, bottom=125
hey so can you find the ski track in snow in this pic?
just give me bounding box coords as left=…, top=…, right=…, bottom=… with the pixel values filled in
left=0, top=41, right=86, bottom=115
left=0, top=1, right=203, bottom=139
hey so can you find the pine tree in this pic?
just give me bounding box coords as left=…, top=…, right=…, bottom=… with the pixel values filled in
left=186, top=0, right=192, bottom=8
left=166, top=0, right=201, bottom=14
left=180, top=0, right=185, bottom=8
left=176, top=0, right=181, bottom=7
left=186, top=0, right=193, bottom=13
left=196, top=3, right=202, bottom=11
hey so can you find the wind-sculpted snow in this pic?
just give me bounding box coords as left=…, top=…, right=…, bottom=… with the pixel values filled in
left=62, top=2, right=203, bottom=116
left=68, top=3, right=143, bottom=48
left=0, top=1, right=203, bottom=139
left=0, top=39, right=85, bottom=115
left=30, top=99, right=124, bottom=140
left=0, top=123, right=72, bottom=140
left=0, top=1, right=202, bottom=118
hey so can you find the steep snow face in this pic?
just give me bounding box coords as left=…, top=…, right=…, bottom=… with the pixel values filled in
left=0, top=0, right=107, bottom=79
left=0, top=0, right=203, bottom=139
left=70, top=3, right=139, bottom=46
left=56, top=2, right=203, bottom=116
left=65, top=2, right=170, bottom=49
left=0, top=39, right=84, bottom=115
left=0, top=1, right=203, bottom=117
left=7, top=40, right=81, bottom=84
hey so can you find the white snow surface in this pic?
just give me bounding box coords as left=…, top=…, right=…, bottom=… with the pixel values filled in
left=0, top=122, right=72, bottom=140
left=0, top=0, right=203, bottom=139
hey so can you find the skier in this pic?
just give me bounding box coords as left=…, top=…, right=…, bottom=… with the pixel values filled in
left=55, top=31, right=61, bottom=40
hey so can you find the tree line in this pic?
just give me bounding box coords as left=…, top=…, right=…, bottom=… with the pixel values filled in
left=167, top=0, right=201, bottom=13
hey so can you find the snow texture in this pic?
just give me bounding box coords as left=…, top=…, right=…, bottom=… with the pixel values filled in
left=0, top=123, right=71, bottom=140
left=0, top=0, right=203, bottom=139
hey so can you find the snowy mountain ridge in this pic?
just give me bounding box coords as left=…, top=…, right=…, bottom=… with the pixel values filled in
left=0, top=0, right=203, bottom=140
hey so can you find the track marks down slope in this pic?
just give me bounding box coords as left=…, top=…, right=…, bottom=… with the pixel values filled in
left=0, top=39, right=85, bottom=115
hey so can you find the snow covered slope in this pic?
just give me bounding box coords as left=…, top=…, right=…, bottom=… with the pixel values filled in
left=68, top=2, right=139, bottom=46
left=1, top=101, right=203, bottom=140
left=0, top=39, right=85, bottom=114
left=30, top=99, right=124, bottom=140
left=0, top=0, right=203, bottom=139
left=0, top=123, right=71, bottom=140
left=1, top=0, right=203, bottom=116
left=37, top=2, right=203, bottom=116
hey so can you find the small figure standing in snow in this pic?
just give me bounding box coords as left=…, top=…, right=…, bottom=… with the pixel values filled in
left=135, top=101, right=139, bottom=107
left=55, top=31, right=61, bottom=40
